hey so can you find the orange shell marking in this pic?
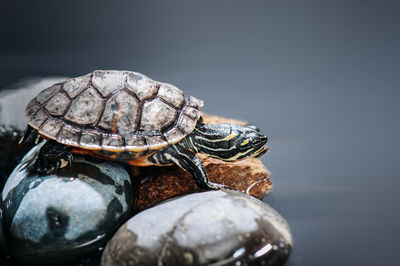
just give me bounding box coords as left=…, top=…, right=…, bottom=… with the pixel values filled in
left=70, top=148, right=165, bottom=166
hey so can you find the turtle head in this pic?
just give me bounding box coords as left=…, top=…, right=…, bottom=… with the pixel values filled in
left=224, top=124, right=268, bottom=161
left=189, top=123, right=268, bottom=161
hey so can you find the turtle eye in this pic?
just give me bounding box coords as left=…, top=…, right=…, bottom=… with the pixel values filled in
left=248, top=126, right=260, bottom=132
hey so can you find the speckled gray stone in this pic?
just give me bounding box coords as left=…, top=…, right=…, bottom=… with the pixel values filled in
left=102, top=190, right=292, bottom=266
left=1, top=143, right=134, bottom=264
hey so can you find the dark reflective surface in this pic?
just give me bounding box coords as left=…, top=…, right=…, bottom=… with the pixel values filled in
left=1, top=1, right=400, bottom=265
left=102, top=190, right=291, bottom=266
left=1, top=143, right=133, bottom=265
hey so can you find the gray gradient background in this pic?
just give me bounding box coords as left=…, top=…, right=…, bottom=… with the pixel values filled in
left=1, top=1, right=399, bottom=265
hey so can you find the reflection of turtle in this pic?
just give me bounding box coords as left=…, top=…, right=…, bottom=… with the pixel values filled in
left=22, top=70, right=268, bottom=189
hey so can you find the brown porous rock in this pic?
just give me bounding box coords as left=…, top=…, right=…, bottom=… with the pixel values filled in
left=133, top=113, right=271, bottom=211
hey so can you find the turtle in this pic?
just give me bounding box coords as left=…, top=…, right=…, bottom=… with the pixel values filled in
left=22, top=70, right=268, bottom=189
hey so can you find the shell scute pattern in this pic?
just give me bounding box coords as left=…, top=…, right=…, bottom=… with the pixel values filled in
left=102, top=133, right=124, bottom=150
left=124, top=134, right=147, bottom=151
left=177, top=113, right=197, bottom=134
left=64, top=87, right=104, bottom=126
left=26, top=70, right=203, bottom=151
left=98, top=90, right=139, bottom=133
left=63, top=74, right=91, bottom=98
left=40, top=119, right=63, bottom=138
left=146, top=135, right=169, bottom=150
left=29, top=109, right=47, bottom=129
left=164, top=127, right=186, bottom=144
left=80, top=130, right=101, bottom=149
left=126, top=72, right=158, bottom=101
left=158, top=82, right=185, bottom=108
left=58, top=125, right=80, bottom=146
left=140, top=98, right=178, bottom=132
left=35, top=84, right=61, bottom=104
left=92, top=70, right=126, bottom=97
left=25, top=102, right=39, bottom=119
left=44, top=91, right=71, bottom=116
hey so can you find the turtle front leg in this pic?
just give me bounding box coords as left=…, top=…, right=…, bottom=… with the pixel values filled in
left=34, top=140, right=73, bottom=175
left=149, top=144, right=227, bottom=190
left=19, top=125, right=42, bottom=145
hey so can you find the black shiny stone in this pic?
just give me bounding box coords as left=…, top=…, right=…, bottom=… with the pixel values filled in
left=0, top=126, right=29, bottom=193
left=1, top=143, right=134, bottom=264
left=102, top=190, right=292, bottom=266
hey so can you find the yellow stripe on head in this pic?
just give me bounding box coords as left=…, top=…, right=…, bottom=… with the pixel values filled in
left=240, top=140, right=249, bottom=146
left=224, top=147, right=254, bottom=161
left=223, top=133, right=238, bottom=141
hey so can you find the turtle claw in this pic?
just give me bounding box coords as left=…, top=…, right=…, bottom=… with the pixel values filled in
left=35, top=154, right=73, bottom=175
left=200, top=182, right=228, bottom=190
left=63, top=153, right=73, bottom=168
left=68, top=153, right=73, bottom=165
left=34, top=140, right=73, bottom=175
left=34, top=159, right=52, bottom=175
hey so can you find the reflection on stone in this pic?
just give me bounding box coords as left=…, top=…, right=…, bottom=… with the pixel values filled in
left=1, top=143, right=134, bottom=264
left=102, top=190, right=292, bottom=266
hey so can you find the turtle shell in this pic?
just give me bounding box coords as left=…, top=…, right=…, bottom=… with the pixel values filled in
left=25, top=70, right=204, bottom=152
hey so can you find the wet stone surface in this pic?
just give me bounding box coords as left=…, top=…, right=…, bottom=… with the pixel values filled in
left=0, top=126, right=31, bottom=189
left=1, top=143, right=134, bottom=264
left=102, top=190, right=292, bottom=266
